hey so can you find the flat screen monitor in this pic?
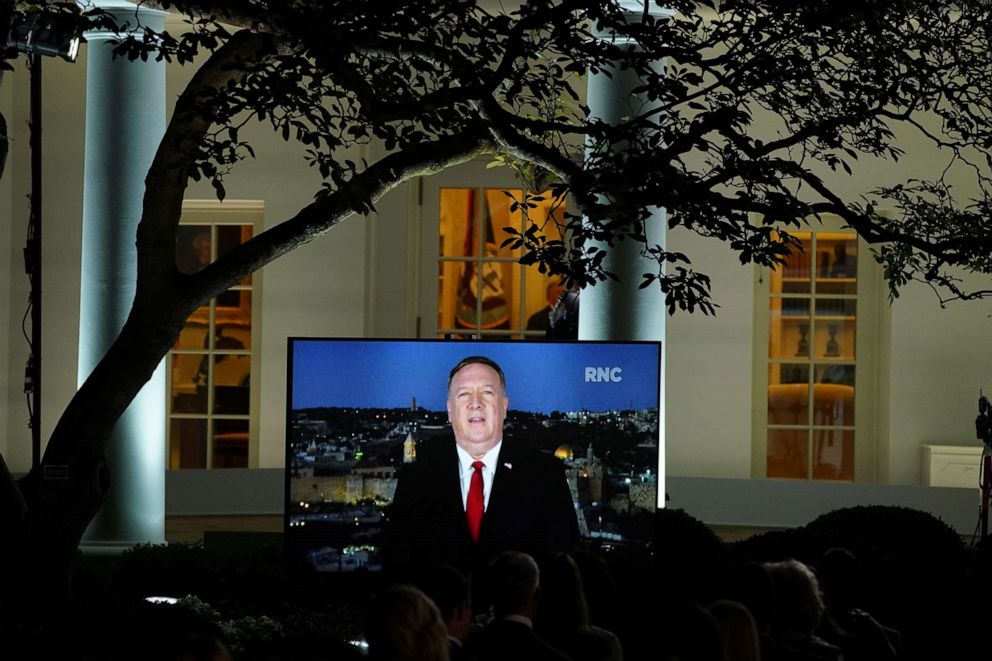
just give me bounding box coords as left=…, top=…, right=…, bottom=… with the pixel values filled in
left=285, top=338, right=662, bottom=573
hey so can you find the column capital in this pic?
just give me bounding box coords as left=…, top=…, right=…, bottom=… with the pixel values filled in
left=86, top=0, right=168, bottom=11
left=615, top=1, right=676, bottom=19
left=82, top=0, right=168, bottom=41
left=596, top=2, right=676, bottom=44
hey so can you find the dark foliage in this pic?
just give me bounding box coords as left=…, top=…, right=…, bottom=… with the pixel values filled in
left=805, top=505, right=969, bottom=575
left=725, top=526, right=838, bottom=567
left=4, top=0, right=992, bottom=618
left=111, top=541, right=289, bottom=612
left=653, top=507, right=724, bottom=602
left=3, top=506, right=987, bottom=659
left=898, top=569, right=992, bottom=661
left=973, top=531, right=992, bottom=571
left=728, top=506, right=974, bottom=631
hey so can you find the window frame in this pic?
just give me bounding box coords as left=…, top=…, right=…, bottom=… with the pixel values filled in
left=751, top=214, right=882, bottom=482
left=417, top=161, right=568, bottom=340
left=166, top=199, right=264, bottom=470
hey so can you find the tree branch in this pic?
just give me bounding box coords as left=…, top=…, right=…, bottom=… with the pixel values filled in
left=190, top=126, right=496, bottom=300
left=138, top=28, right=276, bottom=282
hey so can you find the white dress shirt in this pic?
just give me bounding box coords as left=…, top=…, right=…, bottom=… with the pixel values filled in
left=456, top=441, right=502, bottom=511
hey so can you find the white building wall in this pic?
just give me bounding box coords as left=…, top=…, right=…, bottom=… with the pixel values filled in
left=663, top=116, right=992, bottom=482
left=2, top=54, right=87, bottom=472
left=665, top=227, right=754, bottom=478
left=1, top=22, right=991, bottom=484
left=1, top=71, right=13, bottom=465
left=886, top=280, right=992, bottom=484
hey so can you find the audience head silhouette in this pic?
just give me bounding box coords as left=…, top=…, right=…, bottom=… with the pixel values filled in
left=817, top=546, right=863, bottom=611
left=716, top=562, right=775, bottom=635
left=416, top=565, right=473, bottom=645
left=486, top=551, right=541, bottom=619
left=764, top=559, right=826, bottom=635
left=366, top=584, right=450, bottom=661
left=467, top=551, right=575, bottom=661
left=709, top=599, right=761, bottom=661
left=659, top=602, right=725, bottom=661
left=536, top=552, right=589, bottom=633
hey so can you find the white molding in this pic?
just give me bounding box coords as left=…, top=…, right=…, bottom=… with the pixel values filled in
left=182, top=199, right=266, bottom=213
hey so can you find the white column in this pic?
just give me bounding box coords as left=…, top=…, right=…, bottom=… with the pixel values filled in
left=579, top=2, right=672, bottom=503
left=78, top=1, right=168, bottom=551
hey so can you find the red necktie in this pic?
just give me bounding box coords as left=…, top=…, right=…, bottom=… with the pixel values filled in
left=466, top=460, right=485, bottom=542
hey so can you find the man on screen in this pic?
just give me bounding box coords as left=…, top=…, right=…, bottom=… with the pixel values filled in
left=384, top=355, right=579, bottom=577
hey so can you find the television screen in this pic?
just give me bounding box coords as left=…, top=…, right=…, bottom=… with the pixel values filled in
left=285, top=338, right=662, bottom=573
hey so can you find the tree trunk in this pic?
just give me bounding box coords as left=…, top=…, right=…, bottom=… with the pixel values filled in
left=5, top=289, right=192, bottom=612
left=0, top=19, right=494, bottom=619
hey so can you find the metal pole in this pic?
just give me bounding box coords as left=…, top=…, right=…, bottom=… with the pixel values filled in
left=982, top=452, right=991, bottom=540
left=28, top=52, right=43, bottom=469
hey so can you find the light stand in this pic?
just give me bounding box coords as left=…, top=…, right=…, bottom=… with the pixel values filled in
left=982, top=452, right=991, bottom=540
left=975, top=393, right=992, bottom=540
left=3, top=11, right=82, bottom=469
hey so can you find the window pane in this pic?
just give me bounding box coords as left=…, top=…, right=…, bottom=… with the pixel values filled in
left=440, top=188, right=478, bottom=258
left=484, top=189, right=523, bottom=259
left=216, top=292, right=252, bottom=350
left=812, top=365, right=855, bottom=427
left=777, top=234, right=812, bottom=295
left=518, top=190, right=566, bottom=335
left=523, top=189, right=567, bottom=243
left=451, top=259, right=481, bottom=329
left=216, top=225, right=254, bottom=285
left=176, top=225, right=212, bottom=274
left=769, top=298, right=810, bottom=359
left=171, top=354, right=207, bottom=414
left=479, top=261, right=512, bottom=330
left=169, top=419, right=207, bottom=469
left=814, top=298, right=857, bottom=318
left=216, top=289, right=241, bottom=309
left=525, top=276, right=566, bottom=334
left=213, top=355, right=250, bottom=415
left=448, top=260, right=512, bottom=331
left=213, top=419, right=249, bottom=469
left=767, top=429, right=808, bottom=479
left=812, top=429, right=854, bottom=480
left=816, top=234, right=857, bottom=293
left=174, top=305, right=211, bottom=350
left=768, top=364, right=809, bottom=426
left=815, top=319, right=855, bottom=360
left=437, top=260, right=457, bottom=330
left=818, top=278, right=857, bottom=295
left=772, top=363, right=810, bottom=386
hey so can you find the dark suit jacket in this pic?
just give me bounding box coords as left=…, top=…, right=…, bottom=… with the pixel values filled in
left=449, top=638, right=481, bottom=661
left=384, top=437, right=579, bottom=577
left=465, top=619, right=574, bottom=661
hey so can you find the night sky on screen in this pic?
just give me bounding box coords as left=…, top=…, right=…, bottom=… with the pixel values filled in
left=290, top=340, right=661, bottom=414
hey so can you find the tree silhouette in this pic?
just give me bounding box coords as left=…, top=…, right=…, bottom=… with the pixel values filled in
left=2, top=0, right=992, bottom=612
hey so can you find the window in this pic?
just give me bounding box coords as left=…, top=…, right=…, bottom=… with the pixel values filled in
left=433, top=187, right=565, bottom=339
left=168, top=201, right=262, bottom=469
left=752, top=219, right=881, bottom=481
